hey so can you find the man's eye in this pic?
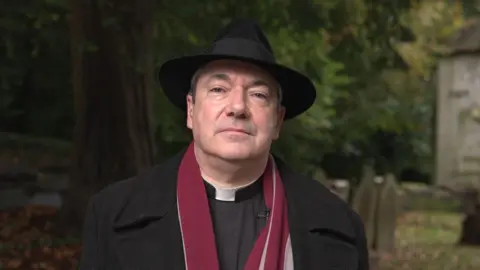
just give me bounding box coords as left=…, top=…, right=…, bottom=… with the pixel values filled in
left=210, top=87, right=225, bottom=92
left=252, top=93, right=267, bottom=99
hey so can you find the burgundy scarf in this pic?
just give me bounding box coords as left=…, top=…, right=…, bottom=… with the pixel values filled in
left=177, top=143, right=293, bottom=270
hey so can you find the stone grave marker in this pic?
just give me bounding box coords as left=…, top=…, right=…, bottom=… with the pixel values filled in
left=0, top=188, right=30, bottom=210
left=374, top=173, right=399, bottom=253
left=331, top=179, right=350, bottom=202
left=352, top=164, right=378, bottom=249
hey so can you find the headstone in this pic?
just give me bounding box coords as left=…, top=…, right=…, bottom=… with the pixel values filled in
left=374, top=173, right=399, bottom=253
left=352, top=165, right=378, bottom=249
left=435, top=20, right=480, bottom=190
left=0, top=165, right=38, bottom=187
left=374, top=176, right=384, bottom=184
left=331, top=179, right=350, bottom=202
left=28, top=192, right=63, bottom=208
left=0, top=188, right=30, bottom=210
left=36, top=173, right=69, bottom=192
left=0, top=172, right=67, bottom=210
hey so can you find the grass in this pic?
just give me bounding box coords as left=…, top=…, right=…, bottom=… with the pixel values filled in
left=401, top=196, right=461, bottom=213
left=378, top=211, right=480, bottom=270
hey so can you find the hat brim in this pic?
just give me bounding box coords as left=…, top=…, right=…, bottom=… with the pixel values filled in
left=157, top=54, right=317, bottom=120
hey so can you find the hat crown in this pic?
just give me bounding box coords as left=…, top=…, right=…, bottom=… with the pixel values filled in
left=213, top=19, right=274, bottom=55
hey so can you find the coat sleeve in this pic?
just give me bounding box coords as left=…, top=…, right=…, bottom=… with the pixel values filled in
left=351, top=211, right=369, bottom=270
left=78, top=194, right=102, bottom=270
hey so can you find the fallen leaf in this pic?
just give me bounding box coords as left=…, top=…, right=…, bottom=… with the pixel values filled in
left=43, top=221, right=53, bottom=231
left=6, top=258, right=22, bottom=268
left=54, top=249, right=63, bottom=260
left=42, top=246, right=51, bottom=254
left=0, top=226, right=12, bottom=238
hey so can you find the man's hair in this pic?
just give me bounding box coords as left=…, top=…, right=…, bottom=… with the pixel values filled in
left=188, top=66, right=283, bottom=106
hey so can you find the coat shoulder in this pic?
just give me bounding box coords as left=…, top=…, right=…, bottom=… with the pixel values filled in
left=300, top=174, right=353, bottom=211
left=88, top=161, right=172, bottom=217
left=91, top=175, right=138, bottom=213
left=293, top=174, right=369, bottom=269
left=278, top=160, right=366, bottom=237
left=300, top=173, right=365, bottom=228
left=88, top=150, right=184, bottom=225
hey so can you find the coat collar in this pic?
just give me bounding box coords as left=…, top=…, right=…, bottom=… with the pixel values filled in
left=112, top=149, right=355, bottom=241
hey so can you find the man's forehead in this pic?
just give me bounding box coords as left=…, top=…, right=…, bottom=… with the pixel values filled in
left=199, top=60, right=276, bottom=83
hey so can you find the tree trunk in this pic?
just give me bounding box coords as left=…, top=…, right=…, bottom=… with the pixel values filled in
left=59, top=0, right=156, bottom=228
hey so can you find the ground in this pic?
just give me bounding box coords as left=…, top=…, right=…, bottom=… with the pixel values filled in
left=0, top=206, right=479, bottom=269
left=0, top=206, right=80, bottom=270
left=378, top=211, right=480, bottom=270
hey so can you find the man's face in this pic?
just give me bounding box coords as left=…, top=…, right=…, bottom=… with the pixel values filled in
left=186, top=59, right=285, bottom=161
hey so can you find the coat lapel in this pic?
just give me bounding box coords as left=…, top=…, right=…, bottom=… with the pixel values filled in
left=111, top=150, right=187, bottom=270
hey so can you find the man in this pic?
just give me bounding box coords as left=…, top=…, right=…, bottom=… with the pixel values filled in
left=79, top=19, right=369, bottom=270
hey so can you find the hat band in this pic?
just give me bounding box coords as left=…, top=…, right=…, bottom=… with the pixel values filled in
left=205, top=38, right=276, bottom=63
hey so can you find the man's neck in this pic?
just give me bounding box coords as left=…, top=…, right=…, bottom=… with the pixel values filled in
left=194, top=146, right=269, bottom=189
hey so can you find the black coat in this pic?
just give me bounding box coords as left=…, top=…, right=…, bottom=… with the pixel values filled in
left=79, top=150, right=369, bottom=270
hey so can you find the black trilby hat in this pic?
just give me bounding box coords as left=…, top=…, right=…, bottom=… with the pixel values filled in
left=158, top=19, right=317, bottom=120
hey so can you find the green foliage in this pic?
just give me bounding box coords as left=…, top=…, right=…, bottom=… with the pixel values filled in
left=0, top=0, right=72, bottom=139
left=394, top=1, right=464, bottom=79
left=2, top=0, right=464, bottom=179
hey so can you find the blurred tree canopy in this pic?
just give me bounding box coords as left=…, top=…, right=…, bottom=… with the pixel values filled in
left=0, top=0, right=473, bottom=185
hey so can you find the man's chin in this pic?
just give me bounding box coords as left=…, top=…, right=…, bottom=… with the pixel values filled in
left=196, top=142, right=260, bottom=162
left=216, top=152, right=252, bottom=162
left=212, top=147, right=255, bottom=162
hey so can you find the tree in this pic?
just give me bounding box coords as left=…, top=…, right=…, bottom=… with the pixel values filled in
left=59, top=0, right=156, bottom=226
left=0, top=0, right=72, bottom=139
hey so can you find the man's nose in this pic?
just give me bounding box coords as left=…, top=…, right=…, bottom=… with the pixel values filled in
left=225, top=88, right=249, bottom=118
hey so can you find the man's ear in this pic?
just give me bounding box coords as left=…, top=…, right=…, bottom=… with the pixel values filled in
left=186, top=94, right=194, bottom=129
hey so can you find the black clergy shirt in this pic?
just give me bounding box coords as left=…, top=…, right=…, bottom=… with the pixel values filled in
left=204, top=178, right=268, bottom=270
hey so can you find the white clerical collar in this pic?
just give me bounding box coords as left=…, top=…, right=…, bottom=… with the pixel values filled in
left=203, top=178, right=261, bottom=202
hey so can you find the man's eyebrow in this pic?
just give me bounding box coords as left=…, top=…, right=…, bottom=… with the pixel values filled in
left=249, top=79, right=271, bottom=89
left=206, top=73, right=231, bottom=83
left=204, top=73, right=278, bottom=95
